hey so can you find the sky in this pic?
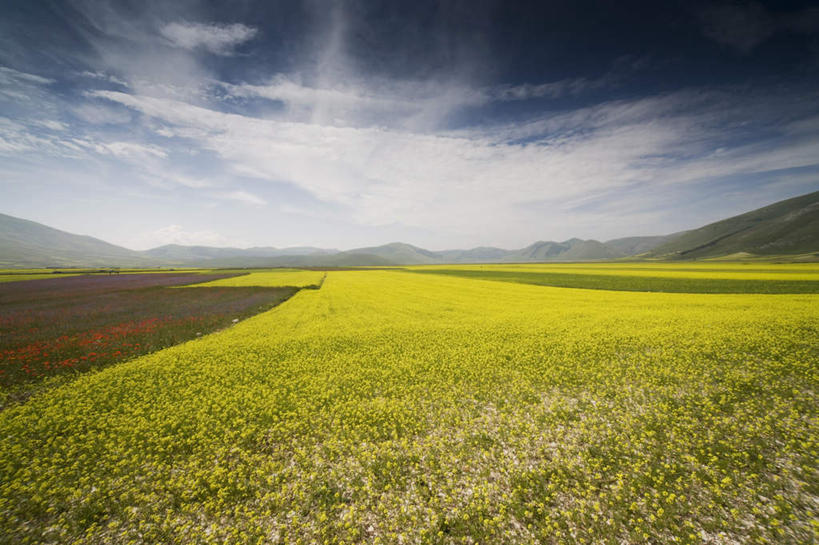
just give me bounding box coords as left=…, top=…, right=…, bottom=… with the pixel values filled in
left=1, top=0, right=818, bottom=251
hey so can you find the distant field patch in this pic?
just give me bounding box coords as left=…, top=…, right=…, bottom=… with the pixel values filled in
left=0, top=268, right=217, bottom=283
left=0, top=273, right=83, bottom=283
left=191, top=269, right=326, bottom=288
left=405, top=263, right=819, bottom=293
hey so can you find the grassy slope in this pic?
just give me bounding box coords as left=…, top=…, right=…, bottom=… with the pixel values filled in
left=0, top=214, right=149, bottom=268
left=342, top=243, right=442, bottom=264
left=0, top=271, right=816, bottom=544
left=503, top=239, right=624, bottom=262
left=646, top=190, right=819, bottom=259
left=603, top=234, right=683, bottom=256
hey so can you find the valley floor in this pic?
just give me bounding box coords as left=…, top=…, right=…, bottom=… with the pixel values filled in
left=0, top=265, right=817, bottom=544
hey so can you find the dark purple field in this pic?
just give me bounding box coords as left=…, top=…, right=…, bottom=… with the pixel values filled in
left=0, top=272, right=235, bottom=303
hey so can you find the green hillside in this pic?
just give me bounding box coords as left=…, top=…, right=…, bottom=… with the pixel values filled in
left=0, top=214, right=149, bottom=268
left=342, top=242, right=441, bottom=264
left=646, top=191, right=819, bottom=260
left=604, top=234, right=683, bottom=256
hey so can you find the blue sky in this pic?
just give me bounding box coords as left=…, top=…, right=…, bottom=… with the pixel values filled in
left=1, top=0, right=818, bottom=250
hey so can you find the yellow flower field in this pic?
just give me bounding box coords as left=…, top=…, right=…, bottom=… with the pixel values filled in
left=404, top=262, right=819, bottom=293
left=190, top=269, right=326, bottom=289
left=407, top=262, right=819, bottom=281
left=0, top=273, right=82, bottom=283
left=0, top=269, right=816, bottom=544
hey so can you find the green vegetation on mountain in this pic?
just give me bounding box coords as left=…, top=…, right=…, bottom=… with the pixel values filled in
left=646, top=191, right=819, bottom=260
left=0, top=214, right=148, bottom=268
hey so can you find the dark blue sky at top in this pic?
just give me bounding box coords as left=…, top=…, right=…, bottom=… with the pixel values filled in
left=0, top=0, right=818, bottom=249
left=6, top=1, right=818, bottom=115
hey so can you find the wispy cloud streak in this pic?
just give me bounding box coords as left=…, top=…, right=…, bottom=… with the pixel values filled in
left=160, top=22, right=258, bottom=55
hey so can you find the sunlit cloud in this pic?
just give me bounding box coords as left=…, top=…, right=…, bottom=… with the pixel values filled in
left=130, top=224, right=244, bottom=249
left=215, top=190, right=267, bottom=207
left=1, top=2, right=817, bottom=249
left=94, top=141, right=168, bottom=160
left=0, top=66, right=54, bottom=86
left=159, top=22, right=258, bottom=55
left=90, top=85, right=819, bottom=243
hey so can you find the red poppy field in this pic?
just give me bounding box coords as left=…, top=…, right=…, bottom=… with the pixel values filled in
left=0, top=273, right=297, bottom=407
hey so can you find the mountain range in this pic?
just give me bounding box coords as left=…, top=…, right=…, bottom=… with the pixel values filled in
left=1, top=190, right=817, bottom=268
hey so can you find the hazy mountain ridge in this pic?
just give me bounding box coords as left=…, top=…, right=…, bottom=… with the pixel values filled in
left=603, top=235, right=683, bottom=256
left=0, top=214, right=151, bottom=268
left=1, top=191, right=817, bottom=268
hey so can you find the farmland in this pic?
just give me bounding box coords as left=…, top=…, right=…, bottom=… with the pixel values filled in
left=0, top=273, right=298, bottom=408
left=0, top=273, right=83, bottom=283
left=0, top=269, right=206, bottom=283
left=405, top=263, right=819, bottom=293
left=0, top=264, right=817, bottom=544
left=192, top=270, right=327, bottom=289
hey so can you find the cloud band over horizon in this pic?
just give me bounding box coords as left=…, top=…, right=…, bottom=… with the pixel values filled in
left=1, top=1, right=818, bottom=250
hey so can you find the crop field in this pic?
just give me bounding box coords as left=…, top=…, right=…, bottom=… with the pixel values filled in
left=0, top=273, right=298, bottom=408
left=408, top=262, right=819, bottom=278
left=0, top=265, right=816, bottom=544
left=0, top=269, right=215, bottom=283
left=0, top=273, right=84, bottom=283
left=193, top=270, right=327, bottom=289
left=405, top=263, right=819, bottom=293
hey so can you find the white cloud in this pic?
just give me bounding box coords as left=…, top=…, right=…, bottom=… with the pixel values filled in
left=0, top=67, right=56, bottom=104
left=221, top=57, right=638, bottom=131
left=488, top=77, right=608, bottom=102
left=215, top=190, right=267, bottom=206
left=79, top=70, right=128, bottom=87
left=165, top=174, right=212, bottom=189
left=131, top=224, right=242, bottom=249
left=227, top=75, right=405, bottom=113
left=2, top=1, right=817, bottom=250
left=92, top=87, right=819, bottom=241
left=159, top=22, right=258, bottom=55
left=0, top=66, right=54, bottom=86
left=33, top=120, right=68, bottom=131
left=225, top=75, right=484, bottom=130
left=94, top=141, right=168, bottom=159
left=72, top=102, right=132, bottom=125
left=0, top=117, right=79, bottom=155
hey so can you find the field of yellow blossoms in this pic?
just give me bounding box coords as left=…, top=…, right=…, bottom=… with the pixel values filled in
left=191, top=270, right=326, bottom=289
left=0, top=265, right=817, bottom=544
